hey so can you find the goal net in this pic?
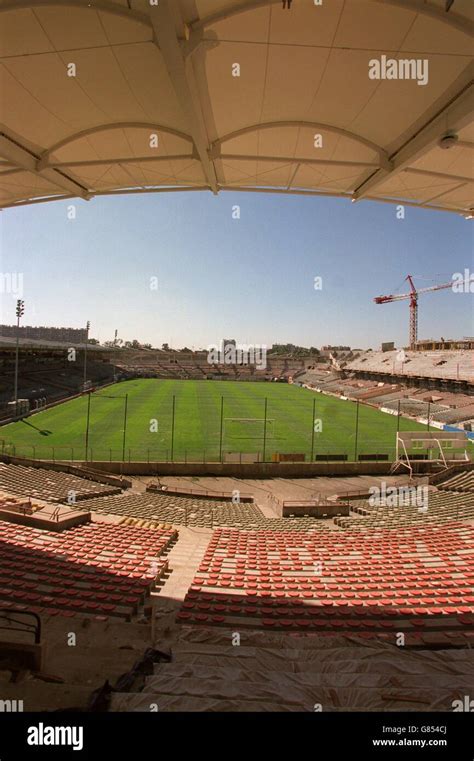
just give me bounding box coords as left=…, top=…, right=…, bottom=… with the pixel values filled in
left=394, top=430, right=469, bottom=476
left=224, top=418, right=275, bottom=440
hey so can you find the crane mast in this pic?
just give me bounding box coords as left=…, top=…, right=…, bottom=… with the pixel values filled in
left=406, top=275, right=418, bottom=349
left=374, top=275, right=454, bottom=350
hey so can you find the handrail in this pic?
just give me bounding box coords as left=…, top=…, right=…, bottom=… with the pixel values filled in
left=146, top=483, right=254, bottom=501
left=0, top=609, right=41, bottom=644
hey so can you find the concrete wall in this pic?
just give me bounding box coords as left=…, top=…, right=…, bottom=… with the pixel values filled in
left=282, top=502, right=350, bottom=517
left=54, top=459, right=446, bottom=478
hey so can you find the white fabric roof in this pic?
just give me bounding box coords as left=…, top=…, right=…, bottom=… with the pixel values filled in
left=0, top=0, right=473, bottom=213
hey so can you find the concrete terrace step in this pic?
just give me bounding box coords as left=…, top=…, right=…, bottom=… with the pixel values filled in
left=0, top=678, right=94, bottom=712
left=110, top=692, right=302, bottom=712
left=168, top=644, right=473, bottom=674
left=110, top=692, right=460, bottom=713
left=147, top=664, right=473, bottom=689
left=157, top=527, right=211, bottom=601
left=170, top=640, right=473, bottom=661
left=174, top=626, right=471, bottom=651
left=110, top=685, right=459, bottom=712
left=142, top=674, right=469, bottom=707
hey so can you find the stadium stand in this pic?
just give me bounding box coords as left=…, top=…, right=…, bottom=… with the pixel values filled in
left=298, top=367, right=474, bottom=428
left=336, top=491, right=474, bottom=529
left=110, top=520, right=473, bottom=712
left=0, top=353, right=116, bottom=418
left=116, top=351, right=311, bottom=382
left=83, top=492, right=270, bottom=529
left=0, top=520, right=176, bottom=621
left=80, top=491, right=351, bottom=530
left=175, top=522, right=473, bottom=631
left=436, top=469, right=474, bottom=493
left=346, top=350, right=473, bottom=383
left=0, top=463, right=122, bottom=502
left=1, top=465, right=473, bottom=713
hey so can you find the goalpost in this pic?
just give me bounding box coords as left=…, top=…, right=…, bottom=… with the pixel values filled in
left=223, top=417, right=275, bottom=439
left=394, top=430, right=469, bottom=477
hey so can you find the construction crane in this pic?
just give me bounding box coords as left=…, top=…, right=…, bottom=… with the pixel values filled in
left=374, top=275, right=453, bottom=350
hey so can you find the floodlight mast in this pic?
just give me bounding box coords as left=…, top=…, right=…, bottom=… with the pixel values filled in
left=113, top=329, right=118, bottom=382
left=13, top=299, right=25, bottom=415
left=374, top=275, right=453, bottom=350
left=83, top=320, right=90, bottom=387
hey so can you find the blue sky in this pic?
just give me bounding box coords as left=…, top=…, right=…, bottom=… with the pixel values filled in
left=1, top=191, right=472, bottom=350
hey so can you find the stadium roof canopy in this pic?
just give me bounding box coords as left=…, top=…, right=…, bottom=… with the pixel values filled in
left=0, top=0, right=473, bottom=214
left=0, top=335, right=107, bottom=350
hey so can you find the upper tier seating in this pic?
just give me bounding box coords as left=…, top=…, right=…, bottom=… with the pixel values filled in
left=346, top=350, right=473, bottom=383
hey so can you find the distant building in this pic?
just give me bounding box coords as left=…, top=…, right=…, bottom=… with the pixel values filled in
left=0, top=325, right=88, bottom=343
left=415, top=338, right=474, bottom=351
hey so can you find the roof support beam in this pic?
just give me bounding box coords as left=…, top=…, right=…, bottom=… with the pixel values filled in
left=213, top=121, right=390, bottom=168
left=45, top=154, right=197, bottom=170
left=373, top=0, right=473, bottom=36
left=96, top=186, right=209, bottom=197
left=37, top=122, right=193, bottom=169
left=221, top=185, right=468, bottom=214
left=220, top=185, right=350, bottom=199
left=405, top=168, right=473, bottom=184
left=3, top=0, right=471, bottom=36
left=0, top=1, right=152, bottom=29
left=0, top=133, right=90, bottom=199
left=1, top=194, right=74, bottom=209
left=192, top=0, right=473, bottom=37
left=423, top=181, right=470, bottom=204
left=353, top=84, right=474, bottom=200
left=212, top=149, right=379, bottom=170
left=1, top=186, right=211, bottom=210
left=286, top=163, right=300, bottom=191
left=0, top=168, right=23, bottom=177
left=149, top=1, right=218, bottom=194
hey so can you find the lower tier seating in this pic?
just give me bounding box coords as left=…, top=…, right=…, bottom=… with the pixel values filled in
left=0, top=520, right=177, bottom=620
left=339, top=491, right=474, bottom=529
left=176, top=524, right=474, bottom=634
left=438, top=468, right=474, bottom=493
left=0, top=463, right=121, bottom=502
left=82, top=492, right=315, bottom=530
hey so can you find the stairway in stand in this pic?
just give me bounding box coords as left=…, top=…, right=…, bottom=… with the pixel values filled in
left=151, top=527, right=212, bottom=643
left=158, top=527, right=212, bottom=601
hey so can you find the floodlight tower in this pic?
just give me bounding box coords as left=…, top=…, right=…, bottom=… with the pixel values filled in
left=83, top=320, right=90, bottom=387
left=13, top=299, right=25, bottom=414
left=113, top=329, right=119, bottom=382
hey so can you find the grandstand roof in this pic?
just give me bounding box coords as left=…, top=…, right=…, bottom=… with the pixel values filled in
left=0, top=334, right=107, bottom=351
left=1, top=0, right=473, bottom=214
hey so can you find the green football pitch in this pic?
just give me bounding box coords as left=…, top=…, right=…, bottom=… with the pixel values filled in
left=0, top=379, right=427, bottom=462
